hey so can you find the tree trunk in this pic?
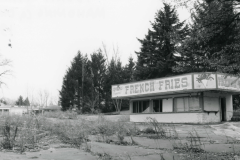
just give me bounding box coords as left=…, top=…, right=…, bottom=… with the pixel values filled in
left=113, top=99, right=122, bottom=113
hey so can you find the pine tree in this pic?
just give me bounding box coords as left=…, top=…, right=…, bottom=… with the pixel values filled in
left=103, top=58, right=125, bottom=112
left=89, top=49, right=106, bottom=112
left=23, top=97, right=30, bottom=106
left=16, top=96, right=24, bottom=106
left=119, top=56, right=136, bottom=111
left=123, top=56, right=135, bottom=83
left=59, top=51, right=90, bottom=111
left=59, top=69, right=75, bottom=111
left=176, top=0, right=240, bottom=75
left=135, top=3, right=189, bottom=80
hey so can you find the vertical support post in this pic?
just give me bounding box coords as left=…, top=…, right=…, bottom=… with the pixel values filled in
left=149, top=100, right=153, bottom=113
left=129, top=100, right=133, bottom=113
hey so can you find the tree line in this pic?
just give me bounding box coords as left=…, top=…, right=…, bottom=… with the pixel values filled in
left=14, top=90, right=57, bottom=107
left=60, top=1, right=240, bottom=112
left=15, top=96, right=30, bottom=106
left=59, top=49, right=135, bottom=112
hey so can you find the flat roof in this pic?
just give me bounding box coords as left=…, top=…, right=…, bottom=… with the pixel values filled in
left=112, top=72, right=240, bottom=99
left=43, top=105, right=61, bottom=110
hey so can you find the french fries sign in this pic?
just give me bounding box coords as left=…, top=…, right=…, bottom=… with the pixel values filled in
left=112, top=75, right=192, bottom=98
left=112, top=73, right=240, bottom=98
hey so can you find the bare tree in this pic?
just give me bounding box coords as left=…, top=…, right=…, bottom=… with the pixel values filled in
left=0, top=58, right=12, bottom=87
left=50, top=95, right=59, bottom=106
left=102, top=42, right=109, bottom=66
left=85, top=90, right=99, bottom=113
left=38, top=90, right=44, bottom=107
left=48, top=96, right=55, bottom=106
left=163, top=0, right=194, bottom=9
left=43, top=90, right=50, bottom=107
left=113, top=99, right=122, bottom=113
left=29, top=88, right=35, bottom=106
left=102, top=43, right=123, bottom=113
left=111, top=45, right=123, bottom=113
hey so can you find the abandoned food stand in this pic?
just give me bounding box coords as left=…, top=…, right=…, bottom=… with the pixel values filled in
left=111, top=72, right=240, bottom=123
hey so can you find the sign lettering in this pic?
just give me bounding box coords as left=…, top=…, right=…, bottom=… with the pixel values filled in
left=112, top=75, right=192, bottom=98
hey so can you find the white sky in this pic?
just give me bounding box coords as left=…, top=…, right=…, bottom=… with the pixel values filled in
left=0, top=0, right=189, bottom=103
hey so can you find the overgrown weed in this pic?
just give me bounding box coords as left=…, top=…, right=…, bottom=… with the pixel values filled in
left=0, top=115, right=49, bottom=152
left=146, top=117, right=166, bottom=138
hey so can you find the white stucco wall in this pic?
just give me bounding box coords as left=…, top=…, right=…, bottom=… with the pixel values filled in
left=162, top=98, right=173, bottom=112
left=10, top=108, right=27, bottom=115
left=130, top=113, right=203, bottom=123
left=202, top=112, right=220, bottom=123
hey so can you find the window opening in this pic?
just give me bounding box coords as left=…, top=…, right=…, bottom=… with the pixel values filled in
left=174, top=96, right=201, bottom=112
left=153, top=99, right=162, bottom=112
left=132, top=100, right=150, bottom=113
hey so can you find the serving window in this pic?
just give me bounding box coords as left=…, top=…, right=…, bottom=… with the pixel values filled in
left=153, top=98, right=173, bottom=112
left=133, top=100, right=150, bottom=113
left=132, top=96, right=201, bottom=114
left=174, top=96, right=201, bottom=112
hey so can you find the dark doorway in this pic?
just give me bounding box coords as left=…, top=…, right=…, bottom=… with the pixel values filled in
left=221, top=98, right=226, bottom=121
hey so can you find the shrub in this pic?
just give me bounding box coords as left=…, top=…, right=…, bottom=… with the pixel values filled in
left=143, top=127, right=156, bottom=134
left=0, top=122, right=18, bottom=149
left=49, top=120, right=89, bottom=147
left=94, top=120, right=116, bottom=141
left=0, top=115, right=49, bottom=152
left=146, top=117, right=166, bottom=138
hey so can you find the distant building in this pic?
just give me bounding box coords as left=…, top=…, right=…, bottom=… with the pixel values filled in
left=0, top=105, right=27, bottom=115
left=43, top=105, right=61, bottom=112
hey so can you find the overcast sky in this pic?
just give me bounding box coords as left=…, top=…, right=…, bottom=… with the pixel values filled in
left=0, top=0, right=189, bottom=103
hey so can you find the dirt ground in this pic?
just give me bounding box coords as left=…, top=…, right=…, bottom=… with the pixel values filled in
left=1, top=115, right=240, bottom=160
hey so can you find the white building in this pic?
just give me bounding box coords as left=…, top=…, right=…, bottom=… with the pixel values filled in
left=0, top=105, right=27, bottom=115
left=111, top=72, right=239, bottom=123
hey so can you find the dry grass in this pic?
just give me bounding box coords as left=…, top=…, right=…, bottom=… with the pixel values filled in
left=0, top=112, right=138, bottom=153
left=0, top=113, right=238, bottom=160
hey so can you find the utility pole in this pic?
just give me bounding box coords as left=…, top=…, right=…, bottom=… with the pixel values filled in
left=81, top=59, right=84, bottom=111
left=75, top=80, right=79, bottom=110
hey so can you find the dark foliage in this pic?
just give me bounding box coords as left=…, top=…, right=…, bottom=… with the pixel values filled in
left=175, top=0, right=240, bottom=74
left=135, top=3, right=189, bottom=80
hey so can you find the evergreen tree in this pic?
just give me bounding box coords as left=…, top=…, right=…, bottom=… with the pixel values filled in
left=120, top=56, right=136, bottom=111
left=135, top=3, right=189, bottom=80
left=90, top=49, right=106, bottom=112
left=59, top=69, right=75, bottom=111
left=0, top=98, right=7, bottom=105
left=23, top=97, right=30, bottom=106
left=123, top=56, right=135, bottom=83
left=103, top=58, right=125, bottom=112
left=176, top=0, right=240, bottom=74
left=16, top=96, right=24, bottom=106
left=59, top=51, right=90, bottom=111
